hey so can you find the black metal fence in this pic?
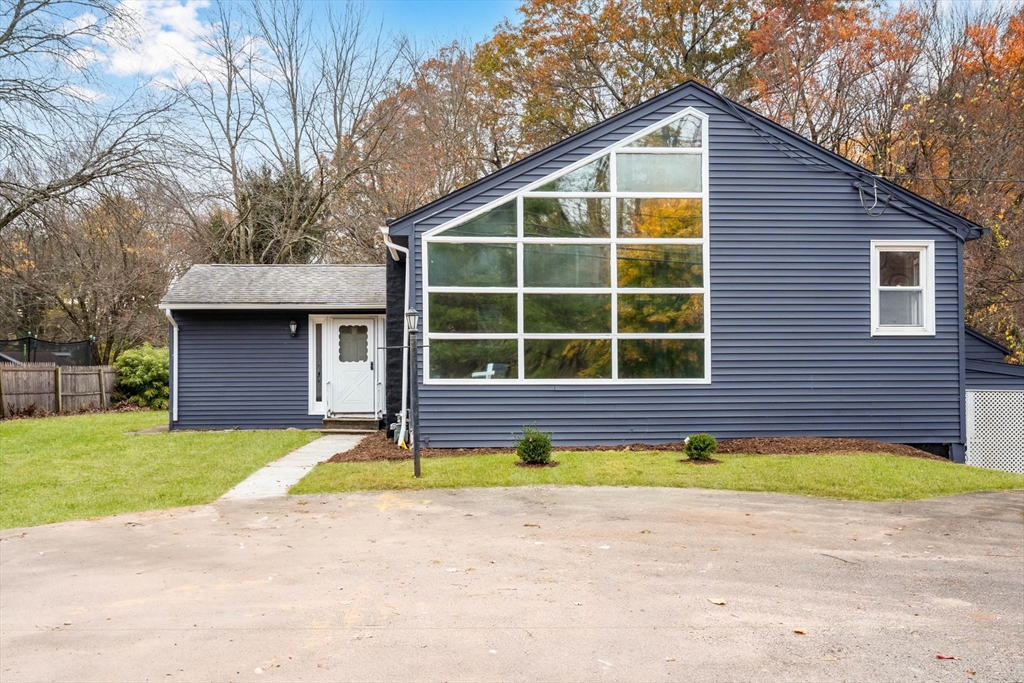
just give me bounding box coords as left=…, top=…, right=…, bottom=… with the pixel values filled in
left=0, top=337, right=96, bottom=366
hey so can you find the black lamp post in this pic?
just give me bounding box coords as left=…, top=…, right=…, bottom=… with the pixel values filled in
left=406, top=308, right=421, bottom=478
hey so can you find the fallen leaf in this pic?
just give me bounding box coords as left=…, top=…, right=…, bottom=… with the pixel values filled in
left=524, top=523, right=540, bottom=528
left=936, top=654, right=958, bottom=660
left=793, top=630, right=806, bottom=635
left=707, top=599, right=726, bottom=606
left=966, top=670, right=976, bottom=676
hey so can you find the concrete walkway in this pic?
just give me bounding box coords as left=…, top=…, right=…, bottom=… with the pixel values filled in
left=220, top=434, right=363, bottom=500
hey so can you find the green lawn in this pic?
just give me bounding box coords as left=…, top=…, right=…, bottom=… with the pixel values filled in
left=292, top=450, right=1024, bottom=502
left=0, top=412, right=319, bottom=529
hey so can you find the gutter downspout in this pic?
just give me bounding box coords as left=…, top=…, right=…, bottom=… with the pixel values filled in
left=163, top=308, right=179, bottom=425
left=380, top=226, right=411, bottom=448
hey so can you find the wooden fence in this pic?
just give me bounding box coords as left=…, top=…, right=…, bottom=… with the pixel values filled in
left=0, top=363, right=117, bottom=418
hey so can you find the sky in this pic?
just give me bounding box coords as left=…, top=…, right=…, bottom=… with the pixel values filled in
left=83, top=0, right=520, bottom=90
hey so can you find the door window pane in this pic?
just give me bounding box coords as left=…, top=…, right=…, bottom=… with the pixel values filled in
left=879, top=290, right=922, bottom=326
left=879, top=251, right=920, bottom=286
left=625, top=115, right=702, bottom=148
left=523, top=197, right=609, bottom=238
left=617, top=198, right=702, bottom=238
left=524, top=243, right=610, bottom=287
left=616, top=153, right=701, bottom=192
left=618, top=244, right=703, bottom=288
left=339, top=325, right=368, bottom=362
left=618, top=339, right=704, bottom=379
left=429, top=339, right=518, bottom=379
left=537, top=156, right=609, bottom=192
left=618, top=294, right=703, bottom=333
left=524, top=293, right=611, bottom=333
left=315, top=322, right=323, bottom=401
left=429, top=293, right=517, bottom=333
left=525, top=339, right=611, bottom=379
left=442, top=201, right=516, bottom=237
left=428, top=242, right=516, bottom=287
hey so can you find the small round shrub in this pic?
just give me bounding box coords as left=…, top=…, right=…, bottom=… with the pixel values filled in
left=685, top=433, right=718, bottom=461
left=514, top=425, right=552, bottom=465
left=113, top=343, right=170, bottom=410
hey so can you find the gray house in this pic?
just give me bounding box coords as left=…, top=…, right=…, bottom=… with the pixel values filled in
left=160, top=82, right=1021, bottom=468
left=380, top=80, right=1022, bottom=463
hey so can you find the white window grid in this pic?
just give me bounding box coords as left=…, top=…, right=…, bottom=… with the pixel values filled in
left=870, top=240, right=936, bottom=337
left=422, top=109, right=711, bottom=385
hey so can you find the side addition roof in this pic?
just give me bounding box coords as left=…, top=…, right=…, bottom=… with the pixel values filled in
left=159, top=264, right=386, bottom=310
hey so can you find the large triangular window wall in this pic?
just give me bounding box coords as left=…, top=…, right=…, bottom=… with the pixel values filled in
left=424, top=110, right=709, bottom=383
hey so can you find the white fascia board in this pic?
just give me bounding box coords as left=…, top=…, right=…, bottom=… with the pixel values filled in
left=159, top=303, right=386, bottom=311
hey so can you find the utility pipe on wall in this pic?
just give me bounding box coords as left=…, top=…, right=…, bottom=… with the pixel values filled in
left=379, top=226, right=411, bottom=447
left=163, top=308, right=179, bottom=424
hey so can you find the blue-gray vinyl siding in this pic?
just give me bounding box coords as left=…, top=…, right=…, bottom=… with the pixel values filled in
left=964, top=330, right=1023, bottom=390
left=965, top=331, right=1010, bottom=363
left=393, top=86, right=966, bottom=448
left=171, top=310, right=354, bottom=430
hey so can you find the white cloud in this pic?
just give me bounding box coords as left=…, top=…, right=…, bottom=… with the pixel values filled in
left=100, top=0, right=213, bottom=78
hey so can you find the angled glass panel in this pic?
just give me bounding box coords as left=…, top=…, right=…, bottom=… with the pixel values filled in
left=427, top=242, right=516, bottom=287
left=616, top=153, right=701, bottom=192
left=525, top=339, right=611, bottom=380
left=524, top=293, right=611, bottom=333
left=625, top=114, right=702, bottom=148
left=442, top=201, right=516, bottom=237
left=618, top=339, right=704, bottom=379
left=617, top=198, right=702, bottom=238
left=429, top=339, right=518, bottom=380
left=537, top=155, right=609, bottom=192
left=523, top=197, right=609, bottom=238
left=429, top=293, right=517, bottom=333
left=339, top=325, right=368, bottom=362
left=524, top=243, right=611, bottom=288
left=618, top=244, right=703, bottom=288
left=618, top=293, right=703, bottom=333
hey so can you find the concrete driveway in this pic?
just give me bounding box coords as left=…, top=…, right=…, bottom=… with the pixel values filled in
left=1, top=487, right=1022, bottom=682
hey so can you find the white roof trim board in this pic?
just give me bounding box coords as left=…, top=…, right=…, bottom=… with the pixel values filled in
left=159, top=264, right=386, bottom=309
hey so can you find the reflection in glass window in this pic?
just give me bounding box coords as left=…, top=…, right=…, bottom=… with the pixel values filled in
left=525, top=339, right=612, bottom=379
left=618, top=244, right=703, bottom=288
left=523, top=197, right=609, bottom=238
left=616, top=153, right=701, bottom=192
left=618, top=294, right=703, bottom=333
left=524, top=293, right=611, bottom=333
left=618, top=198, right=702, bottom=238
left=429, top=293, right=517, bottom=333
left=619, top=339, right=704, bottom=379
left=428, top=242, right=516, bottom=287
left=537, top=156, right=610, bottom=192
left=429, top=339, right=518, bottom=379
left=524, top=243, right=611, bottom=287
left=625, top=115, right=702, bottom=148
left=443, top=201, right=516, bottom=237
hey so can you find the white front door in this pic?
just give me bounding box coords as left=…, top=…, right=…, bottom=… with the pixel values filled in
left=327, top=317, right=376, bottom=415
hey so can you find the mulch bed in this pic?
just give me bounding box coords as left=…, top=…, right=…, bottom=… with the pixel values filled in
left=328, top=431, right=944, bottom=463
left=515, top=460, right=560, bottom=468
left=680, top=457, right=722, bottom=465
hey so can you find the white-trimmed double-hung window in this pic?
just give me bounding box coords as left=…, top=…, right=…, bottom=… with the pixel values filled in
left=423, top=109, right=710, bottom=383
left=870, top=240, right=935, bottom=336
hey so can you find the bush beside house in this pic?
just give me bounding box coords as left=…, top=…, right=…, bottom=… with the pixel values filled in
left=113, top=344, right=170, bottom=409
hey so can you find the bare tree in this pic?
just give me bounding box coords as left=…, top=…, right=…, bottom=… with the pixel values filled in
left=0, top=0, right=177, bottom=233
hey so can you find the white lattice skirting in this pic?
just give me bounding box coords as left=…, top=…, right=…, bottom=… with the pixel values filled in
left=965, top=390, right=1024, bottom=474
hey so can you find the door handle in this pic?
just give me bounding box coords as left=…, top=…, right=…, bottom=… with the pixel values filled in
left=370, top=361, right=373, bottom=370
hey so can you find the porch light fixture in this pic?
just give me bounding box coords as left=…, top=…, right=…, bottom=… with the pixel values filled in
left=289, top=320, right=298, bottom=337
left=405, top=308, right=419, bottom=333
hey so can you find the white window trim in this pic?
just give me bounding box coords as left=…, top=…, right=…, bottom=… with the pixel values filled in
left=308, top=314, right=327, bottom=415
left=422, top=107, right=712, bottom=385
left=870, top=240, right=935, bottom=337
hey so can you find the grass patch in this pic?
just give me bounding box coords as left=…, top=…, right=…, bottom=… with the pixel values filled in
left=292, top=450, right=1024, bottom=502
left=0, top=412, right=319, bottom=529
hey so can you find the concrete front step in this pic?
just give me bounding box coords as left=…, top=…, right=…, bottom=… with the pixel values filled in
left=322, top=417, right=380, bottom=432
left=320, top=428, right=378, bottom=434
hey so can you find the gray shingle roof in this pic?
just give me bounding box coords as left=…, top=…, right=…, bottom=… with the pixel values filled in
left=160, top=264, right=386, bottom=309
